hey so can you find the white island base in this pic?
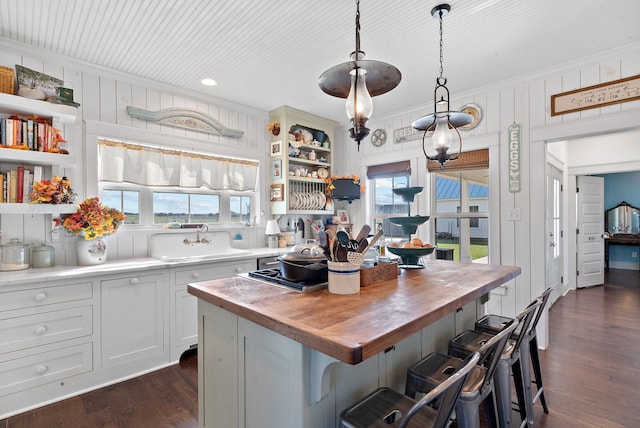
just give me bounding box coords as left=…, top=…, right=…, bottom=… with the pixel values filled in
left=197, top=298, right=479, bottom=428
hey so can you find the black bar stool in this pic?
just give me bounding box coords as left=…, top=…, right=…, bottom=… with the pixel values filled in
left=475, top=287, right=552, bottom=417
left=339, top=351, right=480, bottom=428
left=449, top=300, right=541, bottom=428
left=404, top=319, right=518, bottom=428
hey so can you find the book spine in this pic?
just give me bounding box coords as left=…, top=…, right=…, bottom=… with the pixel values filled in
left=23, top=169, right=32, bottom=203
left=16, top=166, right=24, bottom=203
left=6, top=118, right=13, bottom=146
left=8, top=169, right=17, bottom=203
left=33, top=165, right=43, bottom=183
left=0, top=117, right=5, bottom=146
left=0, top=173, right=4, bottom=203
left=27, top=119, right=34, bottom=150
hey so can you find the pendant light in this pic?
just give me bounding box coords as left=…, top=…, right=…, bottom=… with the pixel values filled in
left=318, top=0, right=401, bottom=151
left=412, top=4, right=472, bottom=167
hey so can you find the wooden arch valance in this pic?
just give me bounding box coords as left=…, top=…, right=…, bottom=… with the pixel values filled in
left=126, top=106, right=244, bottom=138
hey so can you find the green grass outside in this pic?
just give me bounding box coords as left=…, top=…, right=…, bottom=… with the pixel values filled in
left=436, top=241, right=488, bottom=261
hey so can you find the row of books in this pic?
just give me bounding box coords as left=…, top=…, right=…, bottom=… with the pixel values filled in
left=0, top=165, right=42, bottom=203
left=0, top=115, right=62, bottom=152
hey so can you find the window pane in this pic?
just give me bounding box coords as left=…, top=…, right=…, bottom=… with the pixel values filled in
left=153, top=192, right=189, bottom=224
left=230, top=195, right=251, bottom=224
left=190, top=194, right=220, bottom=223
left=372, top=174, right=410, bottom=238
left=102, top=189, right=140, bottom=224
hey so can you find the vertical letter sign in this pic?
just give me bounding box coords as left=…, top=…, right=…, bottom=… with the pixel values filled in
left=508, top=123, right=521, bottom=193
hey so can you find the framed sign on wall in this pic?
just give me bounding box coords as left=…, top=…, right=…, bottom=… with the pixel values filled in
left=551, top=74, right=640, bottom=116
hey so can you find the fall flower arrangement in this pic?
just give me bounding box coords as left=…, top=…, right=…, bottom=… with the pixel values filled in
left=29, top=176, right=76, bottom=204
left=57, top=197, right=126, bottom=240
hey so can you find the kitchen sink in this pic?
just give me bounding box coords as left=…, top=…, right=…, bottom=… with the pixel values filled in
left=149, top=231, right=251, bottom=261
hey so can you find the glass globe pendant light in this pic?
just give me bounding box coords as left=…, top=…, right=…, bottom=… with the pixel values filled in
left=412, top=4, right=473, bottom=167
left=318, top=0, right=401, bottom=150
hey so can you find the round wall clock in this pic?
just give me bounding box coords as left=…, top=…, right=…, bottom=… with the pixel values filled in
left=459, top=104, right=482, bottom=130
left=371, top=129, right=387, bottom=147
left=317, top=167, right=329, bottom=179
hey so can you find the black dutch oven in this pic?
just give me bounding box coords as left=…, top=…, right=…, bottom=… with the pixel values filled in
left=278, top=248, right=328, bottom=283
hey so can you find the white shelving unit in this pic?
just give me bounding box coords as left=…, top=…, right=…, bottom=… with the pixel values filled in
left=0, top=93, right=78, bottom=214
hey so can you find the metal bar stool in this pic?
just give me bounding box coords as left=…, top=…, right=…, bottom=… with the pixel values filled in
left=475, top=287, right=552, bottom=417
left=339, top=351, right=480, bottom=428
left=404, top=320, right=518, bottom=428
left=449, top=300, right=541, bottom=428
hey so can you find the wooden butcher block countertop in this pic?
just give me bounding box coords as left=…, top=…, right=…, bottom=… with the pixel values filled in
left=188, top=259, right=520, bottom=365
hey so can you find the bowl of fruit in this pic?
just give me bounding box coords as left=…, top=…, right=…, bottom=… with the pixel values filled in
left=386, top=237, right=435, bottom=268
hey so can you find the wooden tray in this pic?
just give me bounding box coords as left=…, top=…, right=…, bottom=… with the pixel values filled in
left=360, top=262, right=398, bottom=287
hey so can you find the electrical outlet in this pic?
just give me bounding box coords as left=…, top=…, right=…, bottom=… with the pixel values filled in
left=506, top=208, right=522, bottom=221
left=633, top=251, right=638, bottom=258
left=51, top=220, right=61, bottom=242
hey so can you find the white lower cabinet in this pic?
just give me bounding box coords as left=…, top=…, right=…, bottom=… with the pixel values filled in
left=0, top=256, right=260, bottom=419
left=171, top=260, right=255, bottom=361
left=100, top=270, right=169, bottom=370
left=0, top=279, right=97, bottom=418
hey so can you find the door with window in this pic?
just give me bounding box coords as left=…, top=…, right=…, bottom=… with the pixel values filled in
left=546, top=164, right=563, bottom=303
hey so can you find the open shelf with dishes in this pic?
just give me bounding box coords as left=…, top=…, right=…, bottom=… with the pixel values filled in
left=269, top=105, right=337, bottom=215
left=0, top=93, right=77, bottom=214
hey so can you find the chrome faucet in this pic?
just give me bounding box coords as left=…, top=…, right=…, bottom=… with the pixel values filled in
left=183, top=224, right=210, bottom=245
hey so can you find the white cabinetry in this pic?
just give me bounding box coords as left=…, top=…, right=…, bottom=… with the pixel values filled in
left=100, top=270, right=169, bottom=371
left=269, top=105, right=338, bottom=215
left=0, top=93, right=77, bottom=214
left=170, top=259, right=255, bottom=361
left=0, top=279, right=96, bottom=417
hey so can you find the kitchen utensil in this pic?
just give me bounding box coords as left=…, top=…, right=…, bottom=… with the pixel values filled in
left=336, top=230, right=349, bottom=245
left=360, top=229, right=384, bottom=254
left=318, top=230, right=331, bottom=261
left=346, top=251, right=363, bottom=266
left=354, top=224, right=371, bottom=243
left=356, top=238, right=368, bottom=253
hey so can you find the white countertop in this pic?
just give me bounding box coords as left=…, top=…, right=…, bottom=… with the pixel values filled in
left=0, top=247, right=286, bottom=287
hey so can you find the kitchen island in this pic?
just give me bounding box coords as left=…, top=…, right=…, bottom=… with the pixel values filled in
left=188, top=259, right=520, bottom=428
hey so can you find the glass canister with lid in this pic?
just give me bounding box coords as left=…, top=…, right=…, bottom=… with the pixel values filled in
left=0, top=238, right=30, bottom=271
left=31, top=243, right=55, bottom=268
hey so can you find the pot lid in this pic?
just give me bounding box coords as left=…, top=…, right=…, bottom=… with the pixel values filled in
left=278, top=249, right=327, bottom=262
left=0, top=238, right=30, bottom=248
left=31, top=243, right=54, bottom=252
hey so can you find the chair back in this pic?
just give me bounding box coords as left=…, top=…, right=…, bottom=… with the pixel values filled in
left=476, top=317, right=518, bottom=392
left=510, top=299, right=543, bottom=356
left=529, top=287, right=553, bottom=335
left=400, top=351, right=480, bottom=428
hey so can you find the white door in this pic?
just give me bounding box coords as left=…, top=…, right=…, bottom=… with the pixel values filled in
left=546, top=165, right=563, bottom=302
left=576, top=176, right=604, bottom=288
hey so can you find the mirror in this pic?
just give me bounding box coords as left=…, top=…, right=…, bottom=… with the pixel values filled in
left=605, top=201, right=640, bottom=235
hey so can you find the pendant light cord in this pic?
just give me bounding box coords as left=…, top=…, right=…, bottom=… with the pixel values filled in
left=355, top=0, right=361, bottom=57
left=437, top=8, right=445, bottom=84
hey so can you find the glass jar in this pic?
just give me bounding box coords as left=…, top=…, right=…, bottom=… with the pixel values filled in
left=0, top=238, right=30, bottom=271
left=31, top=243, right=55, bottom=268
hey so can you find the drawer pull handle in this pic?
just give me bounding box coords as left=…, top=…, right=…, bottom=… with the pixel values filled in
left=192, top=272, right=200, bottom=279
left=34, top=292, right=47, bottom=302
left=35, top=365, right=48, bottom=375
left=130, top=278, right=139, bottom=285
left=35, top=325, right=48, bottom=335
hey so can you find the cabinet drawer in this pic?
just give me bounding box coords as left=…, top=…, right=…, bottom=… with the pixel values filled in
left=0, top=282, right=93, bottom=312
left=0, top=342, right=93, bottom=397
left=174, top=260, right=255, bottom=285
left=0, top=306, right=93, bottom=354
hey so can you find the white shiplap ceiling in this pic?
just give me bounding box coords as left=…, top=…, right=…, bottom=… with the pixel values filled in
left=1, top=0, right=640, bottom=124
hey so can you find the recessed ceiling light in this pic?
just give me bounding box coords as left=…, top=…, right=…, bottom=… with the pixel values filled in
left=201, top=78, right=217, bottom=86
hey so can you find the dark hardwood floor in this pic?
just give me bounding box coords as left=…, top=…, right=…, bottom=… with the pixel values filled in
left=2, top=269, right=639, bottom=427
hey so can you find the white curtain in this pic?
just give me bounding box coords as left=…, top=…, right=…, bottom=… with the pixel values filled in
left=98, top=140, right=258, bottom=191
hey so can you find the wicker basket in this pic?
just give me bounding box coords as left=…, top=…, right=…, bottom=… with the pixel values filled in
left=0, top=66, right=15, bottom=95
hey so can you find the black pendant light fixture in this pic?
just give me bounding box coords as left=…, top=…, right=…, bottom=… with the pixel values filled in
left=413, top=4, right=472, bottom=167
left=318, top=0, right=401, bottom=151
